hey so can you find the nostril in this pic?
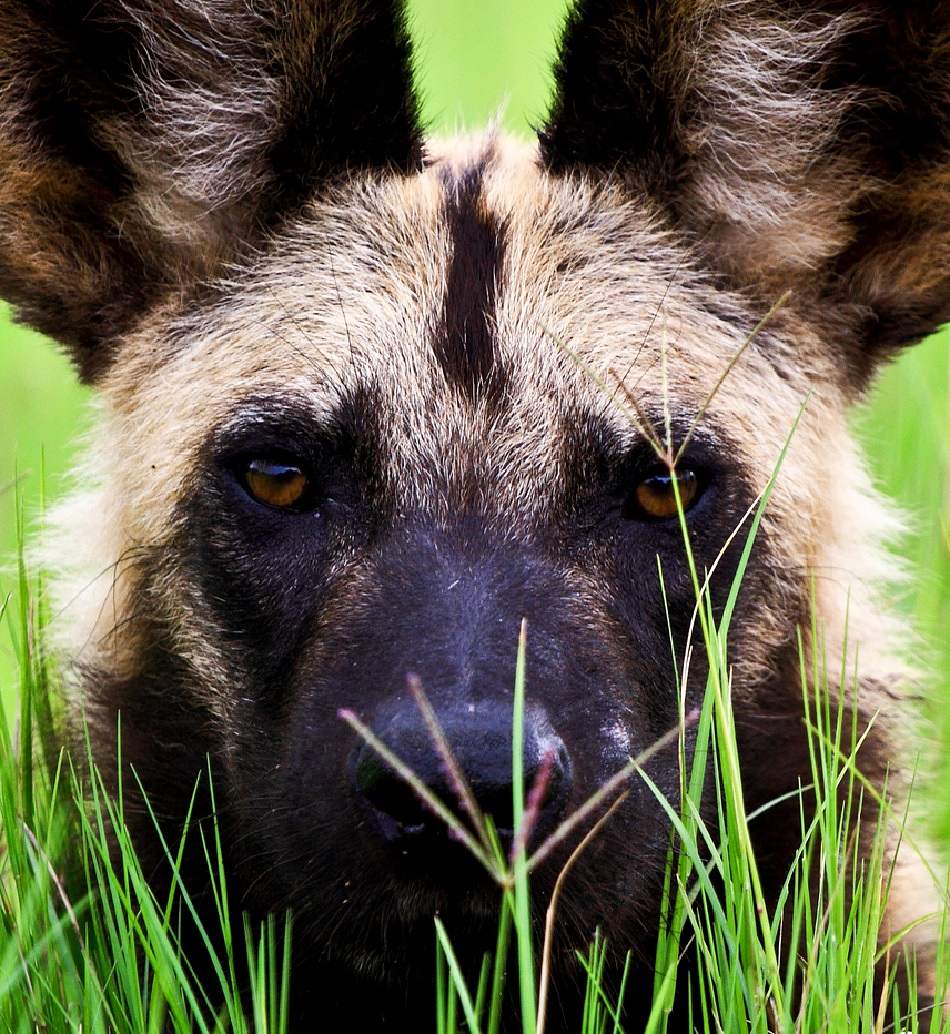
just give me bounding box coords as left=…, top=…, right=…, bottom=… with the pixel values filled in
left=469, top=779, right=515, bottom=834
left=355, top=752, right=432, bottom=832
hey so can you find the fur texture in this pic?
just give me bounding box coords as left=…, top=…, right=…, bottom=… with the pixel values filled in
left=1, top=1, right=947, bottom=1029
left=543, top=0, right=950, bottom=373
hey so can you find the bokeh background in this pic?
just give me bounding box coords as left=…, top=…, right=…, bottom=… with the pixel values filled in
left=1, top=0, right=948, bottom=793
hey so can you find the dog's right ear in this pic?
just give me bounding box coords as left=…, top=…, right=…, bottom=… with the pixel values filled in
left=541, top=1, right=949, bottom=388
left=0, top=0, right=421, bottom=382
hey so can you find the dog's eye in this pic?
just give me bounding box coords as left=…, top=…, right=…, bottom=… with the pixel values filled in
left=626, top=467, right=700, bottom=520
left=243, top=459, right=312, bottom=510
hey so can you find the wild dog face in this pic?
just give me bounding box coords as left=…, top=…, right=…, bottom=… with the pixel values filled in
left=1, top=0, right=947, bottom=1026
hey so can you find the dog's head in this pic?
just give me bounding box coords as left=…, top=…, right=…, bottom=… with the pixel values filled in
left=2, top=0, right=947, bottom=978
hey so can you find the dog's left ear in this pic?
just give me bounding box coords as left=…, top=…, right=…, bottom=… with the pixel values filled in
left=541, top=1, right=949, bottom=384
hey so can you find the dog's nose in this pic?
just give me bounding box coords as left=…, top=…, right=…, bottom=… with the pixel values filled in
left=353, top=702, right=572, bottom=845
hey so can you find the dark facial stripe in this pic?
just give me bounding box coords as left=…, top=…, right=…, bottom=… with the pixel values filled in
left=432, top=159, right=507, bottom=401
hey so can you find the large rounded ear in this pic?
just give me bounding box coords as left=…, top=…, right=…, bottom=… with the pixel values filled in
left=0, top=0, right=421, bottom=382
left=541, top=1, right=949, bottom=384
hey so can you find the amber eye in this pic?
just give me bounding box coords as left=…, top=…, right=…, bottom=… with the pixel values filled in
left=244, top=459, right=311, bottom=510
left=629, top=468, right=700, bottom=520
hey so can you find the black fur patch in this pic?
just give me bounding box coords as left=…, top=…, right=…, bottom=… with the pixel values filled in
left=267, top=2, right=422, bottom=212
left=432, top=160, right=507, bottom=401
left=539, top=2, right=684, bottom=189
left=17, top=4, right=140, bottom=192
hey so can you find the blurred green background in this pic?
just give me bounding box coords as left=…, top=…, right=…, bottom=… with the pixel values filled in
left=1, top=0, right=948, bottom=774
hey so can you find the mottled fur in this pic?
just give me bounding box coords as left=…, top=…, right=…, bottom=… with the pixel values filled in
left=2, top=1, right=948, bottom=1029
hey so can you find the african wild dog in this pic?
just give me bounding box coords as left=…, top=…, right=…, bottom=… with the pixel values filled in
left=1, top=0, right=947, bottom=1028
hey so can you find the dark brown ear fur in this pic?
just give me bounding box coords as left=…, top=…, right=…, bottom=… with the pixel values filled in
left=541, top=0, right=950, bottom=380
left=0, top=0, right=421, bottom=381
